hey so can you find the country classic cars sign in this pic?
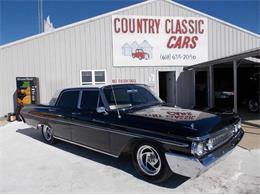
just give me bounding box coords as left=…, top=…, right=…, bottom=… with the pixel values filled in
left=112, top=15, right=208, bottom=66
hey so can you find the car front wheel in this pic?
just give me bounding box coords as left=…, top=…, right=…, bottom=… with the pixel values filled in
left=132, top=142, right=172, bottom=183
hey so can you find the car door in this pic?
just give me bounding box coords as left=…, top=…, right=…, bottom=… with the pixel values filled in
left=51, top=89, right=80, bottom=140
left=71, top=89, right=110, bottom=152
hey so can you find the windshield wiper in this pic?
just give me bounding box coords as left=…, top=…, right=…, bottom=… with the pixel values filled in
left=125, top=101, right=161, bottom=112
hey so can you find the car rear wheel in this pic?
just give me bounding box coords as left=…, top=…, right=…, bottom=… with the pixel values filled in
left=132, top=142, right=172, bottom=183
left=41, top=125, right=56, bottom=144
left=248, top=99, right=259, bottom=112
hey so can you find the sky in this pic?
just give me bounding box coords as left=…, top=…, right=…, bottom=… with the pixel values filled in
left=0, top=0, right=259, bottom=45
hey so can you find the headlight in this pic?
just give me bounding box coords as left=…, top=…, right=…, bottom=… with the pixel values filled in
left=237, top=120, right=241, bottom=129
left=191, top=142, right=205, bottom=156
left=234, top=120, right=241, bottom=133
left=192, top=139, right=214, bottom=156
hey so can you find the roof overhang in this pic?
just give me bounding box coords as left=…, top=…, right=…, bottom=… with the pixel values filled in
left=185, top=47, right=260, bottom=70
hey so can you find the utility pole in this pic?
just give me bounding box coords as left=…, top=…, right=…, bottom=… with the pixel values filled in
left=38, top=0, right=43, bottom=33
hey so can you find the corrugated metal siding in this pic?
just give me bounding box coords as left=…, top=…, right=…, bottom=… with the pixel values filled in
left=0, top=0, right=259, bottom=116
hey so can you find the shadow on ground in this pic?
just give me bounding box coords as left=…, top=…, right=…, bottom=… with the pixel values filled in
left=241, top=116, right=260, bottom=128
left=238, top=107, right=260, bottom=128
left=16, top=127, right=189, bottom=188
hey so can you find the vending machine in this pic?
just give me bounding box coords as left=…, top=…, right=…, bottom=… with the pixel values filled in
left=16, top=77, right=39, bottom=110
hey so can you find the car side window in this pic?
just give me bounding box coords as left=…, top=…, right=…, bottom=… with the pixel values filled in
left=98, top=95, right=105, bottom=108
left=57, top=90, right=79, bottom=109
left=80, top=90, right=99, bottom=111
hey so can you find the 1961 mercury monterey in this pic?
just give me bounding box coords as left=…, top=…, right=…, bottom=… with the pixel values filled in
left=20, top=84, right=244, bottom=183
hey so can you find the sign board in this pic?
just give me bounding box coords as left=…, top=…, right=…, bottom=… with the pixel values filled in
left=112, top=15, right=208, bottom=66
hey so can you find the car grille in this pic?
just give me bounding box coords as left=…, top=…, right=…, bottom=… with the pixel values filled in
left=211, top=125, right=235, bottom=149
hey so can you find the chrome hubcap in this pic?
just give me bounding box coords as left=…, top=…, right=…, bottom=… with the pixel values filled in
left=43, top=125, right=52, bottom=141
left=249, top=100, right=258, bottom=111
left=136, top=145, right=161, bottom=176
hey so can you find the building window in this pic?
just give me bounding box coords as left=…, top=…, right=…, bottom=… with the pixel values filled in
left=80, top=70, right=106, bottom=85
left=95, top=71, right=105, bottom=83
left=81, top=71, right=92, bottom=85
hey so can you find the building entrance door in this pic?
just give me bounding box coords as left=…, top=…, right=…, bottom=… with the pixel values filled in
left=195, top=71, right=208, bottom=108
left=159, top=71, right=176, bottom=105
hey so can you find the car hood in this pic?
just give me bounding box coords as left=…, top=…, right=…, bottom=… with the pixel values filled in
left=128, top=105, right=238, bottom=136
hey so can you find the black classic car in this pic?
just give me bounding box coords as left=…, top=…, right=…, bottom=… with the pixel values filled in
left=20, top=84, right=244, bottom=183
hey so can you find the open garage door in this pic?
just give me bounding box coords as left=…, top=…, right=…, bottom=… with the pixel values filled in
left=195, top=71, right=208, bottom=109
left=211, top=61, right=259, bottom=113
left=186, top=48, right=260, bottom=114
left=238, top=65, right=260, bottom=113
left=214, top=66, right=234, bottom=112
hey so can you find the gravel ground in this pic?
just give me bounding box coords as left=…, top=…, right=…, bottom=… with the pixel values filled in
left=0, top=119, right=8, bottom=127
left=0, top=121, right=260, bottom=193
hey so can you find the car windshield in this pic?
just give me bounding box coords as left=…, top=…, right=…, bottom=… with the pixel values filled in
left=103, top=84, right=162, bottom=110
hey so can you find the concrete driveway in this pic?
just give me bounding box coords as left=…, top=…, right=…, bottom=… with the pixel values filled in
left=0, top=122, right=260, bottom=193
left=239, top=111, right=260, bottom=150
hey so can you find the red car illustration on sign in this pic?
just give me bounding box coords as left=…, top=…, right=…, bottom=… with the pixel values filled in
left=132, top=49, right=150, bottom=60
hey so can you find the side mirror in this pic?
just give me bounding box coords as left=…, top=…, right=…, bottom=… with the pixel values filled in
left=96, top=107, right=108, bottom=114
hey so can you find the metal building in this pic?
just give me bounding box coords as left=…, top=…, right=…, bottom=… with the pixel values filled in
left=0, top=0, right=259, bottom=117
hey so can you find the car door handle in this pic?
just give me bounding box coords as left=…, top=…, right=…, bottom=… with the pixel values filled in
left=92, top=119, right=106, bottom=124
left=49, top=108, right=56, bottom=112
left=72, top=112, right=81, bottom=116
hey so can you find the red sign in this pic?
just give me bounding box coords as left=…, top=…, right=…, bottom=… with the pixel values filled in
left=112, top=79, right=137, bottom=84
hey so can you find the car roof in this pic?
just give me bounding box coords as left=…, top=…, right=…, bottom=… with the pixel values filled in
left=60, top=83, right=145, bottom=91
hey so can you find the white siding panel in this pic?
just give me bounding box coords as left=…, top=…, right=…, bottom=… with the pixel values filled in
left=99, top=19, right=105, bottom=69
left=58, top=31, right=66, bottom=91
left=0, top=50, right=3, bottom=115
left=79, top=25, right=85, bottom=70
left=208, top=19, right=214, bottom=59
left=50, top=34, right=56, bottom=94
left=232, top=28, right=237, bottom=54
left=64, top=29, right=71, bottom=87
left=54, top=31, right=64, bottom=90
left=47, top=35, right=54, bottom=96
left=71, top=28, right=78, bottom=86
left=1, top=49, right=6, bottom=114
left=84, top=23, right=91, bottom=70
left=75, top=26, right=82, bottom=85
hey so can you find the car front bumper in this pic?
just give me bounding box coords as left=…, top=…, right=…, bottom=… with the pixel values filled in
left=165, top=129, right=244, bottom=178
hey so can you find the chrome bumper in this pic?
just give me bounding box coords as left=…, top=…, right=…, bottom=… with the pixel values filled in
left=165, top=129, right=244, bottom=178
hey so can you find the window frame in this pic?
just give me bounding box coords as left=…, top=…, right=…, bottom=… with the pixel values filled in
left=55, top=89, right=81, bottom=109
left=80, top=70, right=92, bottom=85
left=79, top=89, right=100, bottom=111
left=80, top=69, right=106, bottom=85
